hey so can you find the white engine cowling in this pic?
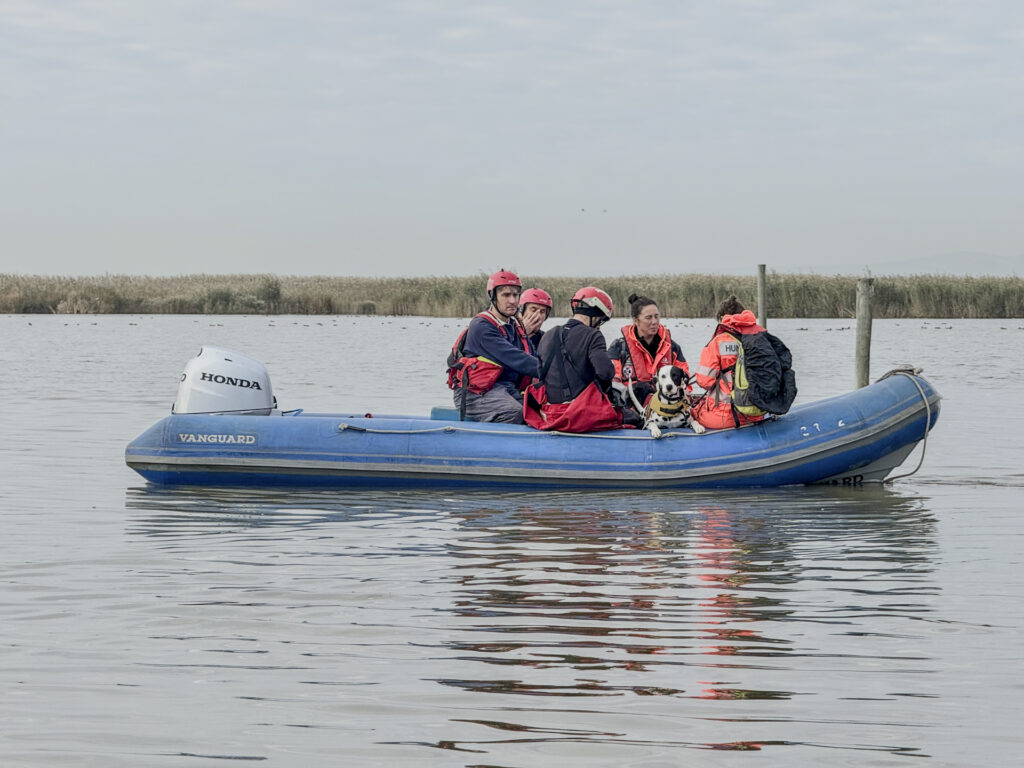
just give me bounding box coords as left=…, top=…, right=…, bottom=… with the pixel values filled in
left=173, top=346, right=275, bottom=415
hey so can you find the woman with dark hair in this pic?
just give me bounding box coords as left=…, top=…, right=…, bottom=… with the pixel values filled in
left=607, top=293, right=691, bottom=404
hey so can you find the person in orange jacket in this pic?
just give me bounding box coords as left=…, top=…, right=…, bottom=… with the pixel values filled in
left=691, top=296, right=768, bottom=431
left=607, top=293, right=691, bottom=405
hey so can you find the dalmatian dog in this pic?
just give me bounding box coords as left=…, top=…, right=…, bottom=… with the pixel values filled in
left=628, top=364, right=706, bottom=438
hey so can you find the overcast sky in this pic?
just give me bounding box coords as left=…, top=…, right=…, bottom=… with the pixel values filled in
left=2, top=1, right=1023, bottom=277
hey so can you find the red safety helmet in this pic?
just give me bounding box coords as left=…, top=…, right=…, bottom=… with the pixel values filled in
left=486, top=269, right=522, bottom=296
left=571, top=286, right=614, bottom=321
left=519, top=288, right=553, bottom=309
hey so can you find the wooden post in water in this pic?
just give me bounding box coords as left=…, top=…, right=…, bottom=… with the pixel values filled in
left=855, top=278, right=874, bottom=388
left=756, top=264, right=767, bottom=327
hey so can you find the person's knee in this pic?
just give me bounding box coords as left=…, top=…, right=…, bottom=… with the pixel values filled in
left=491, top=412, right=524, bottom=424
left=488, top=397, right=525, bottom=424
left=485, top=387, right=525, bottom=424
left=692, top=403, right=730, bottom=430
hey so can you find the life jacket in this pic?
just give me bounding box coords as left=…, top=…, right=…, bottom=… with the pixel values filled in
left=618, top=324, right=681, bottom=384
left=644, top=391, right=690, bottom=422
left=447, top=311, right=532, bottom=394
left=715, top=317, right=797, bottom=420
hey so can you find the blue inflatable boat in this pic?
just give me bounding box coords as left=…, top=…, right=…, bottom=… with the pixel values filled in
left=125, top=353, right=940, bottom=488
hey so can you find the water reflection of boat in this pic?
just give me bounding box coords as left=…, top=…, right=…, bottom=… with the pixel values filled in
left=123, top=483, right=939, bottom=757
left=429, top=486, right=938, bottom=709
left=125, top=370, right=940, bottom=489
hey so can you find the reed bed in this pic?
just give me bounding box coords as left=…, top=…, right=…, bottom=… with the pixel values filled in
left=1, top=272, right=1022, bottom=318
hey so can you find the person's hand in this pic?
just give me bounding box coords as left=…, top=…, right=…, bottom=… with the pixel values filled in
left=520, top=304, right=547, bottom=336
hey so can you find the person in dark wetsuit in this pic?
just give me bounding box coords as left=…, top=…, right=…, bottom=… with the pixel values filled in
left=525, top=287, right=643, bottom=431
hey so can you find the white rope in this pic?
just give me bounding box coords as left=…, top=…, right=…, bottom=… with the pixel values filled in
left=880, top=368, right=933, bottom=483
left=339, top=371, right=936, bottom=457
left=336, top=422, right=665, bottom=440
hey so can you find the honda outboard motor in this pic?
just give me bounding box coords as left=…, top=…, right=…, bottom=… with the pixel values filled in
left=173, top=346, right=275, bottom=415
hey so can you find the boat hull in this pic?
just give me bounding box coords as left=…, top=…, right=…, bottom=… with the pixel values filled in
left=125, top=372, right=940, bottom=489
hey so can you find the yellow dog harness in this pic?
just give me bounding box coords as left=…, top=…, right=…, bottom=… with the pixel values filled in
left=644, top=391, right=689, bottom=421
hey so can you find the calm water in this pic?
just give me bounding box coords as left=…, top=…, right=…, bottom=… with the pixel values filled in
left=2, top=314, right=1022, bottom=767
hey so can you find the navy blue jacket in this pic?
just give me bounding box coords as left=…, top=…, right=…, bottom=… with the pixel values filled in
left=463, top=311, right=540, bottom=386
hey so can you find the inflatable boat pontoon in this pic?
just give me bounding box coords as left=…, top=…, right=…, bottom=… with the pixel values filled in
left=125, top=348, right=940, bottom=489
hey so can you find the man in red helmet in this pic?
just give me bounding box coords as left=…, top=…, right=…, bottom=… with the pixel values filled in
left=447, top=269, right=540, bottom=423
left=517, top=287, right=553, bottom=348
left=523, top=287, right=641, bottom=432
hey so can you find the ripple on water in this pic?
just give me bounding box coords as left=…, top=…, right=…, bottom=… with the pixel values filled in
left=116, top=485, right=945, bottom=761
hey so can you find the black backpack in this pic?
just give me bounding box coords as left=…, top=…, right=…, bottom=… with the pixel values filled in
left=727, top=330, right=797, bottom=416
